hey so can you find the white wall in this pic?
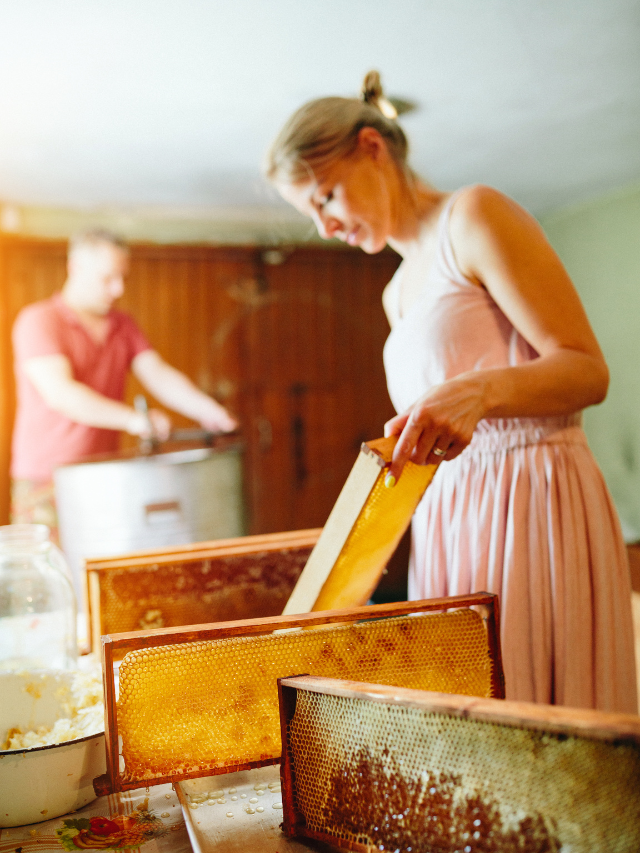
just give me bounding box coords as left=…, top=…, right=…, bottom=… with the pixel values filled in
left=541, top=183, right=640, bottom=541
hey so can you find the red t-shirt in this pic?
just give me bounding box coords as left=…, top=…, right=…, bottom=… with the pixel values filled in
left=11, top=294, right=151, bottom=481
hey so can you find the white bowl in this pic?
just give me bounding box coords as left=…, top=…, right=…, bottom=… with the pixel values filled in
left=0, top=670, right=106, bottom=827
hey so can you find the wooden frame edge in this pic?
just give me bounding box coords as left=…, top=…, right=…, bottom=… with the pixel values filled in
left=85, top=527, right=322, bottom=573
left=96, top=593, right=501, bottom=795
left=278, top=675, right=640, bottom=744
left=101, top=592, right=498, bottom=654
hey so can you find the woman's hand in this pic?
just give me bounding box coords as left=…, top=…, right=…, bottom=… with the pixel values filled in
left=384, top=370, right=489, bottom=483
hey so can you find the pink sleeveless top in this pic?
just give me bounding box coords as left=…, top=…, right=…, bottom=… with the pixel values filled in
left=382, top=188, right=581, bottom=453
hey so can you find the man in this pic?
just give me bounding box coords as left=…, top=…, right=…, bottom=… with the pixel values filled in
left=10, top=229, right=237, bottom=538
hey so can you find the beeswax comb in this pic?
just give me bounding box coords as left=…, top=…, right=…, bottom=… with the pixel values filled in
left=278, top=675, right=640, bottom=853
left=284, top=435, right=437, bottom=614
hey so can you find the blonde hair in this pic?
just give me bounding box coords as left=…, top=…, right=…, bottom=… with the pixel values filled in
left=265, top=71, right=413, bottom=186
left=68, top=229, right=128, bottom=259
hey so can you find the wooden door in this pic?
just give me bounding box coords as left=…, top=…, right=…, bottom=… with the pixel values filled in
left=236, top=246, right=400, bottom=534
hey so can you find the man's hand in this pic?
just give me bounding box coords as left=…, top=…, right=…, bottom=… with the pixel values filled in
left=126, top=408, right=172, bottom=441
left=195, top=399, right=238, bottom=434
left=132, top=350, right=238, bottom=435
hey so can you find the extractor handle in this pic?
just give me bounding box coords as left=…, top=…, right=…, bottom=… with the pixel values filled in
left=134, top=394, right=158, bottom=454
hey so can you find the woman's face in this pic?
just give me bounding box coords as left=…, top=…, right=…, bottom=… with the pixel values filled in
left=276, top=132, right=395, bottom=254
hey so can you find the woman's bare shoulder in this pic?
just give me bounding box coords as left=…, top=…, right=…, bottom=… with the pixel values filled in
left=449, top=184, right=548, bottom=264
left=451, top=184, right=529, bottom=225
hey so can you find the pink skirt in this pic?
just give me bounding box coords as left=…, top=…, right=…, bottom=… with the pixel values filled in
left=409, top=416, right=638, bottom=713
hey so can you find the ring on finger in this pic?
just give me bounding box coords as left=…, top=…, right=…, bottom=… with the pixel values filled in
left=432, top=445, right=447, bottom=458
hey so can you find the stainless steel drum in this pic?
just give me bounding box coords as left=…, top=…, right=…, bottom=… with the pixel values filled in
left=53, top=438, right=246, bottom=604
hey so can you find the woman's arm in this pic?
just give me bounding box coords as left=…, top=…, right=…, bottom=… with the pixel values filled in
left=385, top=185, right=608, bottom=481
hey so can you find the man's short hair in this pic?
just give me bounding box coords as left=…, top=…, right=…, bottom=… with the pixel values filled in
left=68, top=229, right=128, bottom=257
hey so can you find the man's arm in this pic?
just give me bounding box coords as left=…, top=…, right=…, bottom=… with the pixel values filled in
left=131, top=350, right=238, bottom=433
left=23, top=353, right=169, bottom=438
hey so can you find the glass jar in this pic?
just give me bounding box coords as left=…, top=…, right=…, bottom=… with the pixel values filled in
left=0, top=524, right=77, bottom=671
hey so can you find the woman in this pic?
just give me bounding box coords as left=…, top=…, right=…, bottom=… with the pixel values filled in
left=265, top=71, right=637, bottom=712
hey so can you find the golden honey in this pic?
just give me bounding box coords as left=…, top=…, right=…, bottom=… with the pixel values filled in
left=314, top=447, right=437, bottom=611
left=90, top=545, right=312, bottom=641
left=116, top=608, right=494, bottom=785
left=284, top=684, right=640, bottom=852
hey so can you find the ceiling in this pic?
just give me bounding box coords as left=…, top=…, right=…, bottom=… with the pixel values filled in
left=0, top=0, right=639, bottom=227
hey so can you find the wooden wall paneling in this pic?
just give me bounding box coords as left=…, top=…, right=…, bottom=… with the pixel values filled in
left=238, top=245, right=400, bottom=536
left=629, top=543, right=640, bottom=592
left=120, top=247, right=207, bottom=433
left=118, top=245, right=251, bottom=449
left=0, top=236, right=67, bottom=524
left=207, top=249, right=259, bottom=419
left=240, top=250, right=325, bottom=532
left=205, top=249, right=267, bottom=533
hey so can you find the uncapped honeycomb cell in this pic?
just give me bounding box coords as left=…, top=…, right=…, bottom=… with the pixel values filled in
left=286, top=690, right=640, bottom=853
left=93, top=547, right=311, bottom=636
left=314, top=458, right=436, bottom=611
left=116, top=608, right=494, bottom=785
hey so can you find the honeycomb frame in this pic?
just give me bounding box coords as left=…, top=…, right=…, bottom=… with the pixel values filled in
left=95, top=593, right=503, bottom=795
left=85, top=528, right=320, bottom=653
left=284, top=436, right=439, bottom=615
left=278, top=675, right=640, bottom=853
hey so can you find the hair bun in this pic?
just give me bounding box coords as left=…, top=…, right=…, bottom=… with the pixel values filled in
left=361, top=70, right=383, bottom=104
left=360, top=70, right=397, bottom=119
